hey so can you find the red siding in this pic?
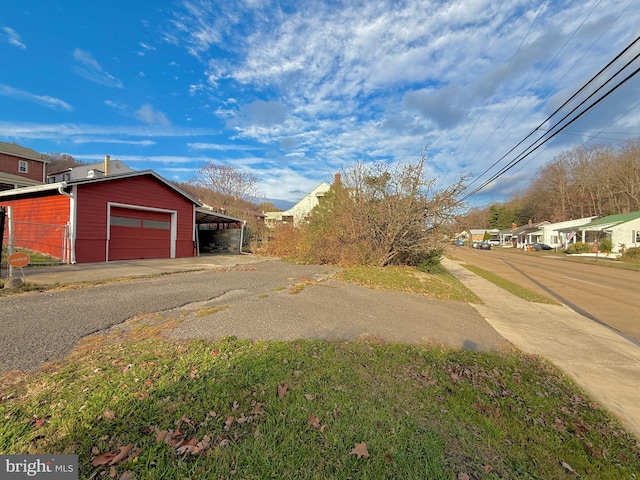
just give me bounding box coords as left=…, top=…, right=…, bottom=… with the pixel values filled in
left=0, top=193, right=70, bottom=259
left=0, top=153, right=45, bottom=182
left=74, top=176, right=195, bottom=263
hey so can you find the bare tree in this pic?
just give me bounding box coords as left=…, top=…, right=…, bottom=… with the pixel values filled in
left=191, top=162, right=263, bottom=207
left=300, top=148, right=467, bottom=267
left=42, top=153, right=84, bottom=174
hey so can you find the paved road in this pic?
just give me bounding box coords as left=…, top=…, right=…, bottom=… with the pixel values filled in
left=450, top=247, right=640, bottom=342
left=0, top=259, right=508, bottom=373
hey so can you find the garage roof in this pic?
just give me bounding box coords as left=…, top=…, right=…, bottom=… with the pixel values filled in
left=0, top=170, right=203, bottom=206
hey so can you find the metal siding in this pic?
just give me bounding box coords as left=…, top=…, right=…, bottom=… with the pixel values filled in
left=0, top=194, right=70, bottom=258
left=74, top=176, right=195, bottom=262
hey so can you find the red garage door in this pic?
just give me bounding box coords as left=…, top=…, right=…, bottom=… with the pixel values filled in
left=109, top=207, right=172, bottom=260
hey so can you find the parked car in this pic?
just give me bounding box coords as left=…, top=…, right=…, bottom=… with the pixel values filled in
left=530, top=243, right=552, bottom=251
left=472, top=241, right=492, bottom=250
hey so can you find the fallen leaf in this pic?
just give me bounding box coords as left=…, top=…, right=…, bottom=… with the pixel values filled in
left=224, top=416, right=235, bottom=431
left=385, top=453, right=392, bottom=463
left=91, top=446, right=100, bottom=455
left=236, top=413, right=251, bottom=424
left=277, top=384, right=289, bottom=398
left=308, top=414, right=321, bottom=429
left=153, top=427, right=172, bottom=444
left=560, top=461, right=576, bottom=473
left=458, top=473, right=470, bottom=480
left=109, top=466, right=117, bottom=478
left=133, top=392, right=148, bottom=400
left=119, top=471, right=135, bottom=480
left=91, top=452, right=117, bottom=467
left=350, top=442, right=369, bottom=459
left=250, top=404, right=265, bottom=415
left=176, top=435, right=211, bottom=456
left=103, top=410, right=115, bottom=420
left=304, top=394, right=316, bottom=401
left=109, top=444, right=135, bottom=465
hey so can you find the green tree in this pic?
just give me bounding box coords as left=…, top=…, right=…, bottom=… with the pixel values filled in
left=488, top=204, right=515, bottom=230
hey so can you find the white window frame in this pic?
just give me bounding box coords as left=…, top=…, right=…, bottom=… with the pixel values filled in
left=18, top=160, right=28, bottom=173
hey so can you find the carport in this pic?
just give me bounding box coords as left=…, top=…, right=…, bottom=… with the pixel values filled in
left=195, top=208, right=246, bottom=255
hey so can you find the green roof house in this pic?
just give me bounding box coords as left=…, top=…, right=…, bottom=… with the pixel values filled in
left=578, top=211, right=640, bottom=253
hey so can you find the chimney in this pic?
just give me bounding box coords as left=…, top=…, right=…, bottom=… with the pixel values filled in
left=528, top=219, right=532, bottom=227
left=104, top=155, right=110, bottom=176
left=334, top=172, right=341, bottom=185
left=511, top=222, right=517, bottom=230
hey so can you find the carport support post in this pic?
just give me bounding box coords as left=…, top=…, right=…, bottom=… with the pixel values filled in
left=4, top=206, right=17, bottom=285
left=0, top=206, right=5, bottom=281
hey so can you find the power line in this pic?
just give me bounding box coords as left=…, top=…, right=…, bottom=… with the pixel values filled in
left=499, top=97, right=640, bottom=181
left=462, top=61, right=640, bottom=200
left=462, top=33, right=640, bottom=200
left=461, top=0, right=604, bottom=171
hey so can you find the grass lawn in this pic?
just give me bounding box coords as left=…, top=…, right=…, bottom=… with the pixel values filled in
left=338, top=265, right=482, bottom=303
left=1, top=318, right=639, bottom=479
left=460, top=264, right=559, bottom=305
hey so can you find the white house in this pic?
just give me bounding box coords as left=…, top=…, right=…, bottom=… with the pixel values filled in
left=46, top=157, right=133, bottom=183
left=539, top=216, right=596, bottom=248
left=264, top=182, right=331, bottom=227
left=577, top=211, right=640, bottom=253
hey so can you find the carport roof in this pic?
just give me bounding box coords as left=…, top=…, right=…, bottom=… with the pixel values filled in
left=195, top=207, right=244, bottom=224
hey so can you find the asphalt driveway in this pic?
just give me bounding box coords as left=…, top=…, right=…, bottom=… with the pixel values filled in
left=1, top=259, right=509, bottom=373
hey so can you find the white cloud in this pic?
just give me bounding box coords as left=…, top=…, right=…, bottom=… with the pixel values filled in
left=72, top=48, right=124, bottom=88
left=71, top=138, right=156, bottom=146
left=134, top=104, right=171, bottom=126
left=3, top=27, right=26, bottom=49
left=0, top=84, right=72, bottom=111
left=0, top=121, right=215, bottom=139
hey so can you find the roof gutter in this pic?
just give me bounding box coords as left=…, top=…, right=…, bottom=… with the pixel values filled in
left=57, top=182, right=73, bottom=198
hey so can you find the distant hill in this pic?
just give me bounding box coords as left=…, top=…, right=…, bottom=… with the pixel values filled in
left=267, top=198, right=297, bottom=211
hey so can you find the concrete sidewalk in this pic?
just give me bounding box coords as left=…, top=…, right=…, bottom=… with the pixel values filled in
left=442, top=257, right=640, bottom=438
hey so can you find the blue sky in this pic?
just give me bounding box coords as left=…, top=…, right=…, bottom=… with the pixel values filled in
left=1, top=0, right=639, bottom=206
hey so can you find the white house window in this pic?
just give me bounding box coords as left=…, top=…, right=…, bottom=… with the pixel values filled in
left=18, top=160, right=28, bottom=173
left=634, top=230, right=640, bottom=243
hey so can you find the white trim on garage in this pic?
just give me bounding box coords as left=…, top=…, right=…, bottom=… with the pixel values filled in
left=106, top=202, right=178, bottom=261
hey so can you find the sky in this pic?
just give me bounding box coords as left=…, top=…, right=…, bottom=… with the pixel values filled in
left=1, top=0, right=640, bottom=207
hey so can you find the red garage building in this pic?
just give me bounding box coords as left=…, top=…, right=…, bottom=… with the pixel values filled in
left=1, top=170, right=244, bottom=263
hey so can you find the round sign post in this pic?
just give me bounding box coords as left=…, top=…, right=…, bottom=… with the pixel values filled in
left=8, top=252, right=30, bottom=268
left=7, top=252, right=30, bottom=283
